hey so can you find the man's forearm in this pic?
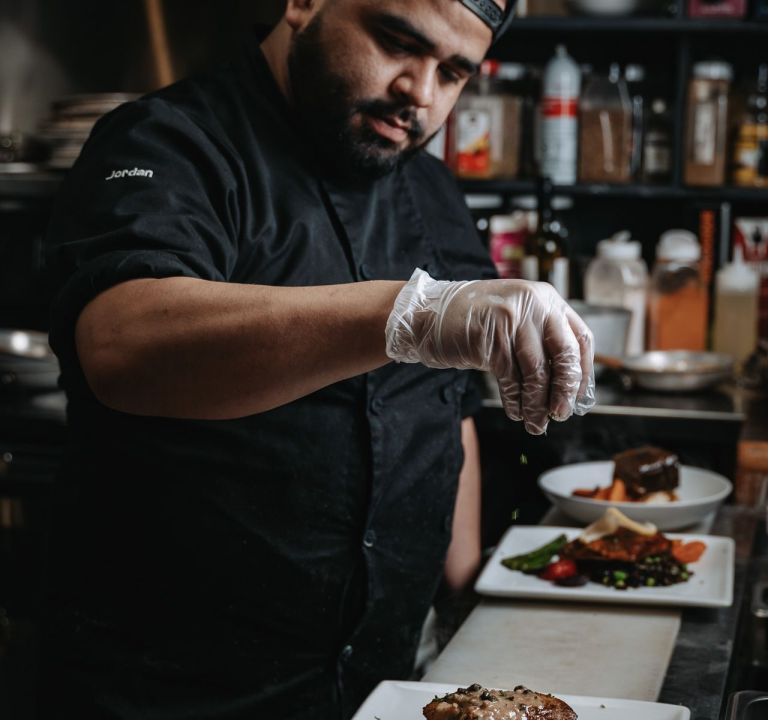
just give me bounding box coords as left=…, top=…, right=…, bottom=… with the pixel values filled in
left=75, top=276, right=405, bottom=419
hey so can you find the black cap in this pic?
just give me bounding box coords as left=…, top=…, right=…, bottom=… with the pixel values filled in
left=459, top=0, right=516, bottom=38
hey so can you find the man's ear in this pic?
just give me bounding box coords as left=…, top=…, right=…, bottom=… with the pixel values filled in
left=284, top=0, right=321, bottom=32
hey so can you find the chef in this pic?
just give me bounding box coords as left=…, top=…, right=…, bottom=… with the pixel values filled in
left=38, top=0, right=595, bottom=718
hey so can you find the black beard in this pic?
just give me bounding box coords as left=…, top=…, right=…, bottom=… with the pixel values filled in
left=287, top=13, right=426, bottom=183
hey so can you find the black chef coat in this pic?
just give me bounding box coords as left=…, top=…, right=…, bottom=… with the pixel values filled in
left=38, top=38, right=496, bottom=720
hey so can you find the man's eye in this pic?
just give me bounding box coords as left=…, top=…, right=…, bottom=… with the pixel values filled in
left=380, top=34, right=418, bottom=55
left=439, top=66, right=462, bottom=84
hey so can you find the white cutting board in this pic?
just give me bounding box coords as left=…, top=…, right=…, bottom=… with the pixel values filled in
left=422, top=600, right=681, bottom=700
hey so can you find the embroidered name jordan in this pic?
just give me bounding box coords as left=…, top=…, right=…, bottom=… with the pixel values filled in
left=105, top=168, right=154, bottom=180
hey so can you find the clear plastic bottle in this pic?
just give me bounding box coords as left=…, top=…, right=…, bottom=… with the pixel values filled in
left=713, top=246, right=760, bottom=366
left=647, top=230, right=708, bottom=351
left=584, top=231, right=648, bottom=356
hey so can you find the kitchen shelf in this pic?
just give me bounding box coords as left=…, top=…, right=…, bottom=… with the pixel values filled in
left=460, top=179, right=768, bottom=202
left=0, top=171, right=62, bottom=202
left=505, top=16, right=768, bottom=34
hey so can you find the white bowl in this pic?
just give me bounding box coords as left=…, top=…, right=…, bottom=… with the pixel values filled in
left=538, top=460, right=733, bottom=531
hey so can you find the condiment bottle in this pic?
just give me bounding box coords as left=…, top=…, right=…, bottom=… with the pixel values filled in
left=496, top=62, right=527, bottom=178
left=733, top=63, right=768, bottom=188
left=624, top=64, right=647, bottom=181
left=684, top=61, right=733, bottom=187
left=584, top=231, right=648, bottom=356
left=489, top=213, right=528, bottom=279
left=526, top=178, right=570, bottom=297
left=578, top=63, right=633, bottom=184
left=453, top=61, right=495, bottom=178
left=647, top=230, right=708, bottom=351
left=713, top=246, right=760, bottom=367
left=642, top=98, right=672, bottom=184
left=453, top=61, right=524, bottom=179
left=539, top=45, right=580, bottom=185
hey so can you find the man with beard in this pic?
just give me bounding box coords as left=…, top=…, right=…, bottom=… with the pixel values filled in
left=39, top=1, right=594, bottom=718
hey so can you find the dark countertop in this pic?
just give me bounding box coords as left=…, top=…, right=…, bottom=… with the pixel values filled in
left=431, top=503, right=767, bottom=720
left=658, top=504, right=766, bottom=720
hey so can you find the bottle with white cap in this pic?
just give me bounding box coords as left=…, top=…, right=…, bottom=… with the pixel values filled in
left=647, top=229, right=708, bottom=351
left=584, top=231, right=648, bottom=356
left=539, top=45, right=581, bottom=185
left=713, top=246, right=760, bottom=367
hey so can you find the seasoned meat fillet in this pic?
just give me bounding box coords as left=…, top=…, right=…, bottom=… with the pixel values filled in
left=561, top=527, right=672, bottom=564
left=423, top=683, right=577, bottom=720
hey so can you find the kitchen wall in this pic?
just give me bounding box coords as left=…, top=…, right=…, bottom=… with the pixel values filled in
left=0, top=0, right=286, bottom=134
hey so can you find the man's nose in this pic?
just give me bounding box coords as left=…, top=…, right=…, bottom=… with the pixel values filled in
left=391, top=60, right=437, bottom=109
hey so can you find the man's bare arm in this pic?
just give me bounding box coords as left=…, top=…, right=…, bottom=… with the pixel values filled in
left=443, top=417, right=482, bottom=592
left=75, top=276, right=405, bottom=419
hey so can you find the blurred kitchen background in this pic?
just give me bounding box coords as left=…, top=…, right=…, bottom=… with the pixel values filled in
left=1, top=0, right=768, bottom=718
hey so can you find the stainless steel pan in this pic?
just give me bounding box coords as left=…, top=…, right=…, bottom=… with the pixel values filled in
left=0, top=329, right=59, bottom=392
left=595, top=350, right=734, bottom=392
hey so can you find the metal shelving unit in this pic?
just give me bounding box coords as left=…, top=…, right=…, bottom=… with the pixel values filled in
left=468, top=14, right=768, bottom=211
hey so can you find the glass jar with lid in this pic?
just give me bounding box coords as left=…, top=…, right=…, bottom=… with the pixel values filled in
left=647, top=229, right=708, bottom=351
left=584, top=231, right=648, bottom=356
left=684, top=60, right=733, bottom=187
left=578, top=63, right=633, bottom=184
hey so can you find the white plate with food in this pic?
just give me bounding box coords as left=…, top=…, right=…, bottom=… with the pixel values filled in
left=351, top=681, right=690, bottom=720
left=474, top=519, right=734, bottom=608
left=538, top=453, right=732, bottom=530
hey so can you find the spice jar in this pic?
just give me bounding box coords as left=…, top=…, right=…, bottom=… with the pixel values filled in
left=647, top=230, right=708, bottom=351
left=684, top=61, right=733, bottom=187
left=578, top=63, right=633, bottom=184
left=733, top=63, right=768, bottom=188
left=452, top=60, right=524, bottom=179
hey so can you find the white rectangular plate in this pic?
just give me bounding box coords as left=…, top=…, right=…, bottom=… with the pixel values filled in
left=351, top=681, right=690, bottom=720
left=474, top=525, right=734, bottom=608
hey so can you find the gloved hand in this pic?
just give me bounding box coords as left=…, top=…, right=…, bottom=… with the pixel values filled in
left=385, top=268, right=595, bottom=435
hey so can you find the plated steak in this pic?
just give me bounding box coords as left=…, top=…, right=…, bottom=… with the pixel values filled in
left=423, top=683, right=577, bottom=720
left=561, top=526, right=672, bottom=564
left=613, top=446, right=679, bottom=500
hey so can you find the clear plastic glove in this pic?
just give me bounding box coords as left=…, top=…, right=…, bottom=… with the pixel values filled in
left=385, top=268, right=595, bottom=435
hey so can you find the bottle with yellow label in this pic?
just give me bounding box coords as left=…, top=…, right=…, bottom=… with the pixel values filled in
left=733, top=63, right=768, bottom=188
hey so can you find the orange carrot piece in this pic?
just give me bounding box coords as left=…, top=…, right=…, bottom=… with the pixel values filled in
left=672, top=540, right=707, bottom=564
left=594, top=486, right=612, bottom=501
left=608, top=479, right=627, bottom=502
left=573, top=488, right=598, bottom=497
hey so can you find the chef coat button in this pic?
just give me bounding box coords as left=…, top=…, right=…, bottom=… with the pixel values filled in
left=370, top=397, right=384, bottom=414
left=363, top=530, right=376, bottom=548
left=341, top=644, right=353, bottom=661
left=359, top=263, right=374, bottom=280
left=440, top=385, right=454, bottom=404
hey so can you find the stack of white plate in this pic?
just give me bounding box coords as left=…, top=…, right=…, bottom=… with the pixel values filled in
left=38, top=93, right=138, bottom=170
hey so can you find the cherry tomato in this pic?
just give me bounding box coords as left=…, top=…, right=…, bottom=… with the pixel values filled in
left=539, top=558, right=578, bottom=581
